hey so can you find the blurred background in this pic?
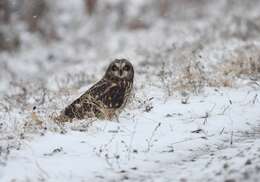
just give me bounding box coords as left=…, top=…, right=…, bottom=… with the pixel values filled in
left=1, top=1, right=260, bottom=181
left=1, top=0, right=208, bottom=51
left=1, top=0, right=260, bottom=52
left=1, top=0, right=260, bottom=97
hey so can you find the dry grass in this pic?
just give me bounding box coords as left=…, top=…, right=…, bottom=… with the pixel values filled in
left=157, top=43, right=260, bottom=96
left=210, top=44, right=260, bottom=87
left=1, top=0, right=260, bottom=171
left=172, top=60, right=206, bottom=95
left=222, top=45, right=260, bottom=77
left=157, top=43, right=207, bottom=96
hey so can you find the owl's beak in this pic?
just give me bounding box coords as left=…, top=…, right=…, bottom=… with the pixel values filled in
left=119, top=70, right=123, bottom=76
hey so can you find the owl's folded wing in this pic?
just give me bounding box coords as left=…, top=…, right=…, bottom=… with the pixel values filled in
left=62, top=79, right=115, bottom=119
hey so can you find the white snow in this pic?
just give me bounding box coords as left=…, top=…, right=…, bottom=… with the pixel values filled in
left=1, top=0, right=260, bottom=181
left=0, top=87, right=259, bottom=182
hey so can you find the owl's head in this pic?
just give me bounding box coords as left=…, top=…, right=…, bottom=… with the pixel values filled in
left=105, top=59, right=134, bottom=81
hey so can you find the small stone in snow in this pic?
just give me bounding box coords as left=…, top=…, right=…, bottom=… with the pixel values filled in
left=131, top=167, right=138, bottom=170
left=245, top=159, right=252, bottom=165
left=133, top=149, right=138, bottom=153
left=120, top=170, right=126, bottom=173
left=223, top=163, right=229, bottom=169
left=225, top=179, right=236, bottom=182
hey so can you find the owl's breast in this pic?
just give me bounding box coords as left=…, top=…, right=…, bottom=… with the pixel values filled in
left=97, top=80, right=132, bottom=109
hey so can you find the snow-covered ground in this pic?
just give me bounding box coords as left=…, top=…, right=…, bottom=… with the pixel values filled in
left=1, top=0, right=260, bottom=181
left=1, top=87, right=260, bottom=182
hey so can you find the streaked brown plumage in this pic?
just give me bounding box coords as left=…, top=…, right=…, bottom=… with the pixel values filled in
left=59, top=59, right=134, bottom=122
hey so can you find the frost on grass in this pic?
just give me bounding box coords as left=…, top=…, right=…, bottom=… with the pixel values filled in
left=214, top=44, right=260, bottom=84
left=0, top=0, right=260, bottom=181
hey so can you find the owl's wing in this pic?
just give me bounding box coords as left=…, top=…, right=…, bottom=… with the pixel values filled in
left=63, top=79, right=117, bottom=119
left=63, top=78, right=130, bottom=120
left=85, top=78, right=130, bottom=109
left=86, top=79, right=115, bottom=98
left=90, top=79, right=128, bottom=109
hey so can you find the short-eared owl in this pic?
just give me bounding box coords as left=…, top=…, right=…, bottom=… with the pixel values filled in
left=59, top=59, right=134, bottom=121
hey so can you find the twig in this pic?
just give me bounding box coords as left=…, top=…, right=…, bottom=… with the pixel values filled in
left=38, top=87, right=47, bottom=106
left=218, top=105, right=230, bottom=115
left=145, top=122, right=161, bottom=152
left=229, top=115, right=234, bottom=146
left=252, top=94, right=258, bottom=104
left=219, top=127, right=225, bottom=135
left=127, top=118, right=138, bottom=160
left=230, top=130, right=234, bottom=145
left=201, top=103, right=216, bottom=125
left=171, top=134, right=215, bottom=145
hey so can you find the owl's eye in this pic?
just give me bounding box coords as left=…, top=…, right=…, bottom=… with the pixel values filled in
left=111, top=65, right=117, bottom=71
left=123, top=65, right=130, bottom=71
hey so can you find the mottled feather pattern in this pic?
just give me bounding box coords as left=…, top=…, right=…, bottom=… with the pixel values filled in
left=58, top=59, right=134, bottom=122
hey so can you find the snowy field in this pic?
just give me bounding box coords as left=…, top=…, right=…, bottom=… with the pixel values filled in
left=1, top=0, right=260, bottom=181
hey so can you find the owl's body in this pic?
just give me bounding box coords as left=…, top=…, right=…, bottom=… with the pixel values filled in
left=60, top=59, right=134, bottom=121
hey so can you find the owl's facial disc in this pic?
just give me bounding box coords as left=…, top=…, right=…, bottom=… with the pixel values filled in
left=112, top=62, right=128, bottom=78
left=107, top=59, right=134, bottom=80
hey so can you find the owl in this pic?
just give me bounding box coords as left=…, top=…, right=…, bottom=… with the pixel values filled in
left=58, top=58, right=134, bottom=122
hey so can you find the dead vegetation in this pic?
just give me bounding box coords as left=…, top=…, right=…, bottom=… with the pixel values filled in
left=220, top=44, right=260, bottom=78
left=156, top=42, right=207, bottom=96
left=84, top=0, right=98, bottom=15
left=171, top=60, right=206, bottom=95
left=1, top=1, right=260, bottom=176
left=156, top=42, right=260, bottom=96
left=210, top=44, right=260, bottom=87
left=0, top=0, right=10, bottom=23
